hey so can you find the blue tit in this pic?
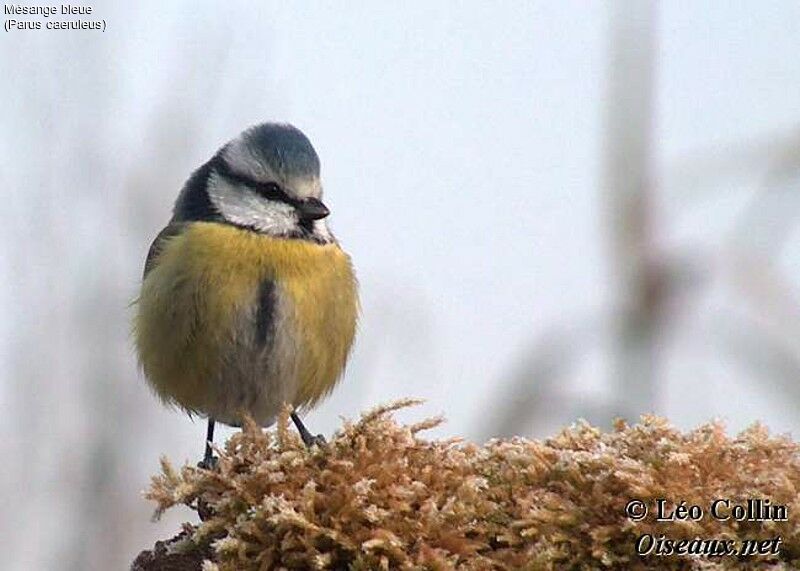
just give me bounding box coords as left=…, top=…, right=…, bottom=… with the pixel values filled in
left=133, top=123, right=358, bottom=464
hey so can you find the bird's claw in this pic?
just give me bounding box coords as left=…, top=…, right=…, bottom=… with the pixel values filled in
left=309, top=433, right=327, bottom=447
left=197, top=455, right=218, bottom=471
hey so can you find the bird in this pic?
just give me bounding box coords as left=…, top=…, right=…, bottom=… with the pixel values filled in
left=133, top=122, right=358, bottom=467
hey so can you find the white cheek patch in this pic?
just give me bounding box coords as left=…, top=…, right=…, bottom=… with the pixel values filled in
left=207, top=173, right=298, bottom=234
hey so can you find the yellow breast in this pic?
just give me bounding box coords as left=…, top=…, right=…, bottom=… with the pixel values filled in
left=133, top=222, right=358, bottom=424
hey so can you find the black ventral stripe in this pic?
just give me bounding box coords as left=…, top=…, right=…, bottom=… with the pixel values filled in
left=254, top=279, right=276, bottom=348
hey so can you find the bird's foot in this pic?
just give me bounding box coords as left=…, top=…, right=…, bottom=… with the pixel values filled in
left=290, top=411, right=327, bottom=448
left=197, top=455, right=218, bottom=471
left=306, top=433, right=327, bottom=448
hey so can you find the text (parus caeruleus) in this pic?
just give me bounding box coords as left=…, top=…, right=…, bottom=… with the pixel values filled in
left=133, top=123, right=358, bottom=466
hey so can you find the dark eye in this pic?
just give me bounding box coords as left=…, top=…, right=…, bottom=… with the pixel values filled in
left=257, top=182, right=283, bottom=197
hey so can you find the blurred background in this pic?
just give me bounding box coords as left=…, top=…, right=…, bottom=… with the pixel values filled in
left=3, top=1, right=800, bottom=568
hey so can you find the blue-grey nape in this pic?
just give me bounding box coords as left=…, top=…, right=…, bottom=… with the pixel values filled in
left=171, top=155, right=225, bottom=223
left=242, top=123, right=320, bottom=179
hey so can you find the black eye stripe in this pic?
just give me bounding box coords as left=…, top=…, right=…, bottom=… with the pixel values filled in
left=213, top=160, right=300, bottom=207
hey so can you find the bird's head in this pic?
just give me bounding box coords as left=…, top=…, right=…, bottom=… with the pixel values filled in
left=174, top=123, right=332, bottom=242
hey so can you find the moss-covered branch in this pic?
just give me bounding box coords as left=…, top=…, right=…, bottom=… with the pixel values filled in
left=132, top=400, right=800, bottom=569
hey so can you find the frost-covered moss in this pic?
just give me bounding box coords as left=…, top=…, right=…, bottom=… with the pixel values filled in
left=143, top=400, right=800, bottom=570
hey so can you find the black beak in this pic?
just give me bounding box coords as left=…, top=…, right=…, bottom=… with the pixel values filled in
left=297, top=197, right=330, bottom=221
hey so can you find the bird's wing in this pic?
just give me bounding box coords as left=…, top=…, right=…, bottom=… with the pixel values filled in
left=143, top=223, right=187, bottom=279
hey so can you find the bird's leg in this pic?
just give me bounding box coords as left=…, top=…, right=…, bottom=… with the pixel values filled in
left=290, top=412, right=326, bottom=447
left=198, top=417, right=218, bottom=469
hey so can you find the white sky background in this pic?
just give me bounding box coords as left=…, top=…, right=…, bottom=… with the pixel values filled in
left=2, top=1, right=800, bottom=569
